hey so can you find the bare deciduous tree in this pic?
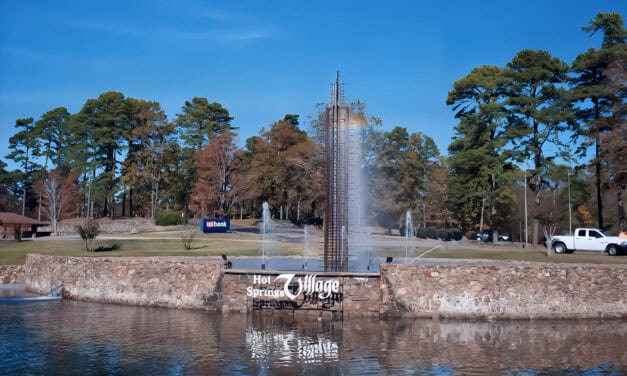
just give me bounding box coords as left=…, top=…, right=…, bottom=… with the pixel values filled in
left=36, top=170, right=79, bottom=234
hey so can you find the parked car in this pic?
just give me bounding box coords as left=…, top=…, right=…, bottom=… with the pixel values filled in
left=475, top=231, right=491, bottom=242
left=551, top=228, right=625, bottom=256
left=475, top=231, right=511, bottom=242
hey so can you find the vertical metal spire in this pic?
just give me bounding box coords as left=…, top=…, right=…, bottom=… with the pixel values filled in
left=331, top=70, right=342, bottom=107
left=334, top=71, right=340, bottom=106
left=324, top=72, right=350, bottom=272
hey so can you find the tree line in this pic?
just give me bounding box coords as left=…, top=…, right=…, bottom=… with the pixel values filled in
left=1, top=12, right=624, bottom=243
left=447, top=12, right=625, bottom=243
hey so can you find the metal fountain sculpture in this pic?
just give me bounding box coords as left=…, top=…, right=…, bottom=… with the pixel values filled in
left=323, top=72, right=367, bottom=272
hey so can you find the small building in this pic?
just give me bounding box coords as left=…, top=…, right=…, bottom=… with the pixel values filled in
left=0, top=212, right=50, bottom=241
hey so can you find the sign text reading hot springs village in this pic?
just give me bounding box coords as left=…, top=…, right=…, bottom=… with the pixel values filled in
left=247, top=274, right=340, bottom=301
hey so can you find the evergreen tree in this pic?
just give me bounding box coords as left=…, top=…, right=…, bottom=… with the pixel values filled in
left=122, top=99, right=175, bottom=218
left=447, top=65, right=512, bottom=238
left=369, top=126, right=440, bottom=233
left=158, top=143, right=190, bottom=213
left=0, top=159, right=21, bottom=212
left=571, top=11, right=626, bottom=230
left=34, top=107, right=71, bottom=172
left=64, top=112, right=97, bottom=217
left=33, top=107, right=72, bottom=219
left=175, top=98, right=236, bottom=212
left=504, top=50, right=572, bottom=245
left=71, top=92, right=131, bottom=218
left=5, top=118, right=41, bottom=216
left=176, top=98, right=235, bottom=149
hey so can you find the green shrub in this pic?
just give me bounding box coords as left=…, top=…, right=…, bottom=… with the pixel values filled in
left=417, top=227, right=464, bottom=241
left=424, top=227, right=439, bottom=239
left=77, top=219, right=100, bottom=252
left=437, top=228, right=451, bottom=241
left=95, top=242, right=120, bottom=252
left=465, top=230, right=476, bottom=240
left=449, top=228, right=463, bottom=241
left=156, top=210, right=184, bottom=226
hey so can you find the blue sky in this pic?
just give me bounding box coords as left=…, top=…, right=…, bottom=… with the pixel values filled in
left=1, top=1, right=624, bottom=169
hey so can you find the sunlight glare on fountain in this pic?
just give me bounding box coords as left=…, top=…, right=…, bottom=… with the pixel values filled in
left=346, top=113, right=372, bottom=271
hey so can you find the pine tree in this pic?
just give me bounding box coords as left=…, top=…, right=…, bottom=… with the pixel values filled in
left=504, top=50, right=572, bottom=244
left=571, top=12, right=626, bottom=230
left=71, top=92, right=131, bottom=218
left=6, top=118, right=41, bottom=216
left=122, top=99, right=175, bottom=218
left=447, top=66, right=512, bottom=237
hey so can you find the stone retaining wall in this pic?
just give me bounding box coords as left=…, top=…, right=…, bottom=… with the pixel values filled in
left=24, top=254, right=223, bottom=310
left=0, top=264, right=24, bottom=284
left=380, top=261, right=626, bottom=319
left=38, top=218, right=155, bottom=235
left=18, top=255, right=627, bottom=319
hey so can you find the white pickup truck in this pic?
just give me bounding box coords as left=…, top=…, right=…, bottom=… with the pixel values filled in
left=551, top=228, right=626, bottom=256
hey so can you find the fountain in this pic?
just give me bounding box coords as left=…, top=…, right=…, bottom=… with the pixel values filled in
left=0, top=283, right=63, bottom=303
left=260, top=202, right=273, bottom=269
left=47, top=284, right=64, bottom=297
left=404, top=211, right=413, bottom=260
left=323, top=72, right=371, bottom=272
left=248, top=74, right=373, bottom=273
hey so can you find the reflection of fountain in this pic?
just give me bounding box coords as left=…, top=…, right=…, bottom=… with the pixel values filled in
left=260, top=202, right=273, bottom=269
left=246, top=328, right=339, bottom=364
left=404, top=211, right=413, bottom=261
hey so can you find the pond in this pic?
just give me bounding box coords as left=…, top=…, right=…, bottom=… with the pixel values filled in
left=1, top=284, right=625, bottom=375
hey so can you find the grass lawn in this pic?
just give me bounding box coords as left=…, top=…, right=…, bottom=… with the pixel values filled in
left=424, top=246, right=627, bottom=264
left=1, top=234, right=625, bottom=266
left=0, top=236, right=306, bottom=265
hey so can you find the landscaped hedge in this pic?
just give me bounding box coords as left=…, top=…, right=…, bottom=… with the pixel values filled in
left=156, top=210, right=184, bottom=226
left=449, top=228, right=463, bottom=241
left=415, top=227, right=462, bottom=241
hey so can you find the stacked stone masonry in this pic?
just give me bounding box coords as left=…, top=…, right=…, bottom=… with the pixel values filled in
left=25, top=254, right=224, bottom=310
left=18, top=255, right=627, bottom=319
left=37, top=218, right=155, bottom=235
left=380, top=261, right=626, bottom=319
left=0, top=264, right=24, bottom=284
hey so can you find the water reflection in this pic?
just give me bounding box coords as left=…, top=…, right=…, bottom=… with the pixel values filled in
left=1, top=286, right=625, bottom=375
left=246, top=315, right=341, bottom=367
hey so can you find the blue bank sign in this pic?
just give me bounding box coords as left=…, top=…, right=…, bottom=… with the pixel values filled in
left=200, top=218, right=230, bottom=233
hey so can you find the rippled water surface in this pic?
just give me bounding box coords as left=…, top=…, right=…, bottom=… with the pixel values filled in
left=1, top=285, right=625, bottom=375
